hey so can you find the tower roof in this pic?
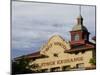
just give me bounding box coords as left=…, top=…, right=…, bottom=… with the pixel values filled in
left=72, top=15, right=88, bottom=31
left=72, top=23, right=88, bottom=31
left=72, top=6, right=88, bottom=32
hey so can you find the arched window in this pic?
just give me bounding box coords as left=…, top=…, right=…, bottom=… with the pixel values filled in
left=74, top=34, right=79, bottom=41
left=84, top=35, right=87, bottom=40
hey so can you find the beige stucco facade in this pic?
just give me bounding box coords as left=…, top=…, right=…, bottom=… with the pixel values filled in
left=28, top=35, right=95, bottom=72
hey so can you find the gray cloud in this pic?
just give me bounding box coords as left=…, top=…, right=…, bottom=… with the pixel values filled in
left=12, top=1, right=96, bottom=58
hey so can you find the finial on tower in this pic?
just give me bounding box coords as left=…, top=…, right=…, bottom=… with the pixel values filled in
left=77, top=5, right=83, bottom=25
left=79, top=5, right=81, bottom=16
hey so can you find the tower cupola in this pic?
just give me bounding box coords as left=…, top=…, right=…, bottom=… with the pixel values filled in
left=70, top=5, right=90, bottom=45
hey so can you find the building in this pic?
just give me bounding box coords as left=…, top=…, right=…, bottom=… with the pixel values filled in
left=14, top=9, right=96, bottom=73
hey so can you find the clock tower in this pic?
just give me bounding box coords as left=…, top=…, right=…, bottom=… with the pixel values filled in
left=70, top=6, right=90, bottom=45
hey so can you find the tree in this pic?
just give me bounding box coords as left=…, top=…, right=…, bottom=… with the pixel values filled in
left=29, top=63, right=41, bottom=72
left=12, top=56, right=33, bottom=74
left=89, top=58, right=96, bottom=65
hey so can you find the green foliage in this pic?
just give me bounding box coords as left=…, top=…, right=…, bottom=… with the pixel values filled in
left=89, top=58, right=96, bottom=65
left=12, top=56, right=33, bottom=74
left=29, top=63, right=42, bottom=72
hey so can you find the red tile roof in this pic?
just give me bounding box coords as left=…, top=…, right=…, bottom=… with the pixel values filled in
left=25, top=51, right=49, bottom=59
left=26, top=51, right=40, bottom=57
left=65, top=42, right=95, bottom=53
left=14, top=41, right=95, bottom=60
left=14, top=51, right=49, bottom=61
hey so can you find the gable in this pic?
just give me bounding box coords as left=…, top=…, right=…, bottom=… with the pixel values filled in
left=40, top=35, right=71, bottom=57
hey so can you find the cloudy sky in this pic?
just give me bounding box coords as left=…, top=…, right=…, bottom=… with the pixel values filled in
left=12, top=1, right=96, bottom=58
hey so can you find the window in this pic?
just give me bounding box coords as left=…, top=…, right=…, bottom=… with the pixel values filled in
left=53, top=53, right=58, bottom=57
left=76, top=63, right=84, bottom=69
left=50, top=67, right=61, bottom=72
left=41, top=69, right=48, bottom=72
left=75, top=52, right=79, bottom=55
left=82, top=51, right=85, bottom=54
left=84, top=35, right=87, bottom=40
left=74, top=34, right=79, bottom=41
left=62, top=65, right=71, bottom=71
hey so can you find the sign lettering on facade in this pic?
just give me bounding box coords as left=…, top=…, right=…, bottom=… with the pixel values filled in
left=44, top=42, right=67, bottom=53
left=40, top=57, right=83, bottom=67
